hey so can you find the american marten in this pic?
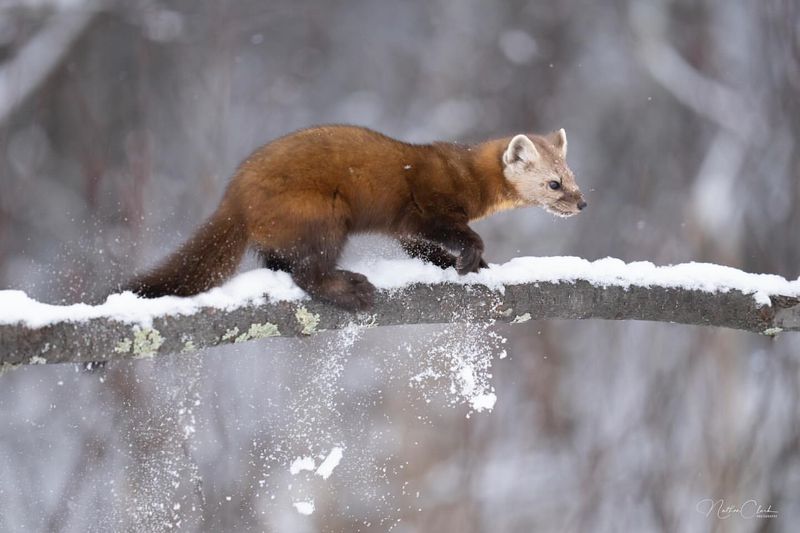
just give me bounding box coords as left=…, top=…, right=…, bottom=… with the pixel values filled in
left=126, top=125, right=586, bottom=311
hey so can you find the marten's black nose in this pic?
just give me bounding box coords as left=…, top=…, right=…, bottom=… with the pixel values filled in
left=577, top=200, right=587, bottom=210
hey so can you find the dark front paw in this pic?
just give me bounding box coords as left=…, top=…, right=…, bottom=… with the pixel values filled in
left=456, top=246, right=484, bottom=275
left=427, top=249, right=458, bottom=269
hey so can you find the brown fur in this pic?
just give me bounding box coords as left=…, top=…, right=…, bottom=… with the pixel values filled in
left=127, top=125, right=584, bottom=311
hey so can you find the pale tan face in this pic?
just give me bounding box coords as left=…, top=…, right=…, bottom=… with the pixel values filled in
left=502, top=129, right=586, bottom=217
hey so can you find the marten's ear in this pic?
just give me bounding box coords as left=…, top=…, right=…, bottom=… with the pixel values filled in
left=548, top=128, right=568, bottom=157
left=503, top=134, right=539, bottom=166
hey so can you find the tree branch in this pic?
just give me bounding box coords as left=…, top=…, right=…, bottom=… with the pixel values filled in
left=2, top=279, right=799, bottom=368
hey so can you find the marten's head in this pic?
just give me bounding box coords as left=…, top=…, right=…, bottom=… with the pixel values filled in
left=502, top=129, right=586, bottom=217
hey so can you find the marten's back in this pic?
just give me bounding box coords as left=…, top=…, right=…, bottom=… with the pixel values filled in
left=227, top=125, right=458, bottom=232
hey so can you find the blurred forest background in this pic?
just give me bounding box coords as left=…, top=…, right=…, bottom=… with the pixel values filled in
left=1, top=0, right=799, bottom=531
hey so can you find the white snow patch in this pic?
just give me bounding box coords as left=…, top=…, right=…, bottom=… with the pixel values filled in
left=293, top=500, right=315, bottom=515
left=2, top=256, right=797, bottom=328
left=470, top=393, right=497, bottom=412
left=289, top=456, right=316, bottom=475
left=408, top=323, right=503, bottom=415
left=458, top=366, right=477, bottom=398
left=0, top=268, right=303, bottom=328
left=353, top=256, right=800, bottom=308
left=315, top=447, right=343, bottom=480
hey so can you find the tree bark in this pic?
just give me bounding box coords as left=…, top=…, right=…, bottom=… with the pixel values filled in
left=1, top=281, right=799, bottom=367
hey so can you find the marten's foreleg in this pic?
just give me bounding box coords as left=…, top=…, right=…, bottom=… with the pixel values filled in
left=403, top=216, right=487, bottom=274
left=400, top=237, right=457, bottom=269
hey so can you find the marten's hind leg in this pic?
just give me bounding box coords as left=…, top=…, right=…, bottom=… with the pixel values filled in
left=290, top=236, right=375, bottom=311
left=257, top=249, right=292, bottom=272
left=291, top=226, right=376, bottom=312
left=250, top=195, right=375, bottom=311
left=261, top=240, right=374, bottom=311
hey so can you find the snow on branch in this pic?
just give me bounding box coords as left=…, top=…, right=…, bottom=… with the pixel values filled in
left=1, top=257, right=799, bottom=368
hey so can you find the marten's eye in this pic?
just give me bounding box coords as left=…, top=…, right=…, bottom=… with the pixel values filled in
left=548, top=181, right=561, bottom=190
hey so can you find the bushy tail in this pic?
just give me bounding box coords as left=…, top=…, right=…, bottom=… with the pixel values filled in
left=125, top=205, right=248, bottom=297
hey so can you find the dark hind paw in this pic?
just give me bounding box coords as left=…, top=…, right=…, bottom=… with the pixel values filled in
left=325, top=270, right=376, bottom=312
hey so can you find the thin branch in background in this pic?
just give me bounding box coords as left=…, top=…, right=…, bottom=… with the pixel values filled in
left=0, top=0, right=99, bottom=126
left=628, top=1, right=765, bottom=141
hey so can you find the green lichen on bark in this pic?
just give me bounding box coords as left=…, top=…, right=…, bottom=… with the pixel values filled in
left=295, top=306, right=320, bottom=335
left=235, top=322, right=280, bottom=343
left=511, top=313, right=532, bottom=324
left=221, top=327, right=240, bottom=341
left=114, top=338, right=132, bottom=354
left=182, top=340, right=197, bottom=353
left=131, top=327, right=164, bottom=359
